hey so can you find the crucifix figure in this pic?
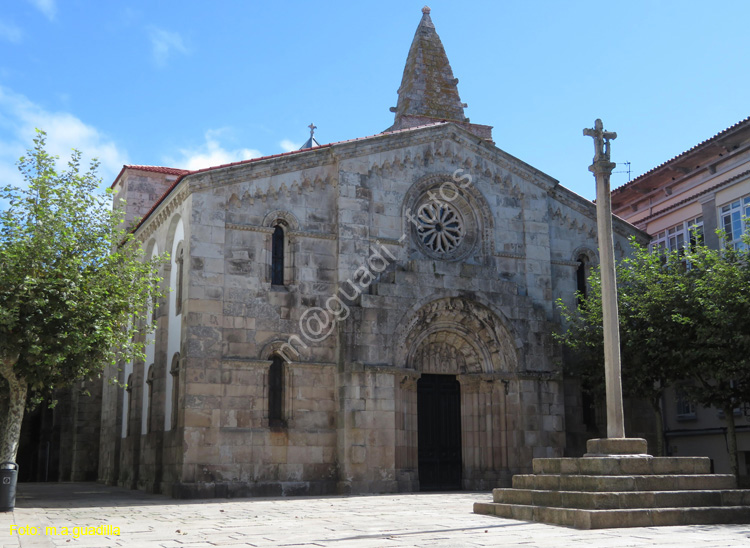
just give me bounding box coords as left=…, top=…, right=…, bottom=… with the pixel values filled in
left=308, top=123, right=317, bottom=138
left=584, top=118, right=625, bottom=440
left=583, top=118, right=617, bottom=164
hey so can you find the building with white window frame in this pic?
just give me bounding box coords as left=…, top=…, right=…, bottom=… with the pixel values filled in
left=611, top=116, right=750, bottom=483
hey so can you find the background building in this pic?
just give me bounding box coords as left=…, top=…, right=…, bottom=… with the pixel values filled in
left=611, top=116, right=750, bottom=482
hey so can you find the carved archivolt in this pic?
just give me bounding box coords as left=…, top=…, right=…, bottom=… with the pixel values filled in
left=396, top=297, right=518, bottom=374
left=260, top=338, right=301, bottom=362
left=262, top=210, right=300, bottom=231
left=571, top=245, right=598, bottom=265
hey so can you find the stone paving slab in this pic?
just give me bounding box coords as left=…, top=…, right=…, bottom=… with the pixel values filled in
left=0, top=483, right=748, bottom=547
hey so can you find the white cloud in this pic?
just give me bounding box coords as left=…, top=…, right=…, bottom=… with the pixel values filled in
left=167, top=129, right=261, bottom=171
left=280, top=139, right=302, bottom=152
left=0, top=86, right=129, bottom=188
left=0, top=21, right=23, bottom=43
left=27, top=0, right=56, bottom=21
left=148, top=27, right=188, bottom=67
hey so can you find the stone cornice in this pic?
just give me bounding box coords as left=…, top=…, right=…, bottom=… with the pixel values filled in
left=494, top=251, right=525, bottom=259
left=221, top=359, right=272, bottom=369
left=226, top=223, right=337, bottom=240
left=221, top=358, right=335, bottom=368
left=289, top=361, right=336, bottom=369
left=518, top=369, right=562, bottom=381
left=372, top=236, right=406, bottom=247
left=291, top=230, right=337, bottom=241
left=226, top=224, right=274, bottom=235
left=551, top=259, right=581, bottom=267
left=356, top=365, right=560, bottom=383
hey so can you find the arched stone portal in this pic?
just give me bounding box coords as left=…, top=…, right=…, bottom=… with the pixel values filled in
left=394, top=297, right=517, bottom=490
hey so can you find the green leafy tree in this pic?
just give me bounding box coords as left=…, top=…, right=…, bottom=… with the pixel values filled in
left=558, top=240, right=687, bottom=456
left=673, top=240, right=750, bottom=479
left=559, top=237, right=750, bottom=474
left=0, top=131, right=165, bottom=463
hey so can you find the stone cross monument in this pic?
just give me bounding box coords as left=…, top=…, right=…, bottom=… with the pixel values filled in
left=583, top=119, right=625, bottom=440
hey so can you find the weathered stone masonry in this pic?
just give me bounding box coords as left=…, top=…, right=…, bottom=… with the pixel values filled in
left=97, top=8, right=648, bottom=498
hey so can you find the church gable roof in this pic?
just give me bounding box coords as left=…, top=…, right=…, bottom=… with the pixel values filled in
left=126, top=121, right=452, bottom=235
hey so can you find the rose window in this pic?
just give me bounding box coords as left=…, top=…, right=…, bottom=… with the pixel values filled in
left=417, top=202, right=464, bottom=254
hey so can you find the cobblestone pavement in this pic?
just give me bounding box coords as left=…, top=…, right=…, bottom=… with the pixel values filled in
left=1, top=483, right=749, bottom=547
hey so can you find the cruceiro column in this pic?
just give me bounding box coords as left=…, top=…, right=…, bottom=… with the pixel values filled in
left=583, top=119, right=625, bottom=440
left=474, top=120, right=749, bottom=527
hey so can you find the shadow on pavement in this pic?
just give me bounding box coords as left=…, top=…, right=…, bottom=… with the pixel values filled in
left=16, top=482, right=492, bottom=510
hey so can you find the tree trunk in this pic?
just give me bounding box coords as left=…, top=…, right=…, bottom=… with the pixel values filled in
left=0, top=355, right=27, bottom=463
left=651, top=397, right=665, bottom=457
left=724, top=404, right=739, bottom=482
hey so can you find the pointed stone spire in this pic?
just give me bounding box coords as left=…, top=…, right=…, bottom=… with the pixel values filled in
left=386, top=7, right=493, bottom=142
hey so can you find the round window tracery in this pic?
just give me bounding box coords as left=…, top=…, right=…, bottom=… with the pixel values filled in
left=406, top=176, right=484, bottom=262
left=417, top=202, right=465, bottom=254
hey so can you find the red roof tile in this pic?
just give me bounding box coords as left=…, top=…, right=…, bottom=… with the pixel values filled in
left=111, top=165, right=190, bottom=189
left=612, top=116, right=750, bottom=195
left=127, top=165, right=190, bottom=175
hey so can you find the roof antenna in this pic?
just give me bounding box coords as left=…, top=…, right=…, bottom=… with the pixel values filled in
left=614, top=161, right=632, bottom=181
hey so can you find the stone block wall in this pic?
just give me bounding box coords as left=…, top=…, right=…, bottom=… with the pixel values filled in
left=96, top=123, right=648, bottom=498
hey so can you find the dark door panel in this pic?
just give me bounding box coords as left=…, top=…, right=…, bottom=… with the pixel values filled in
left=418, top=374, right=462, bottom=490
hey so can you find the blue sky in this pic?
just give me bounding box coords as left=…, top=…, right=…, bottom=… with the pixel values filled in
left=1, top=1, right=749, bottom=201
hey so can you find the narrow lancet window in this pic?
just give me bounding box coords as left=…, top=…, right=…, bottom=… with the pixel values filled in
left=146, top=365, right=155, bottom=433
left=170, top=353, right=180, bottom=430
left=268, top=356, right=284, bottom=426
left=271, top=225, right=285, bottom=286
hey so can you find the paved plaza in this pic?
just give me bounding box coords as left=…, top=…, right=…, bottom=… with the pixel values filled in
left=1, top=483, right=749, bottom=547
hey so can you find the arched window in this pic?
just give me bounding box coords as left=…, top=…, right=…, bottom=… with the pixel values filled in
left=576, top=254, right=589, bottom=305
left=170, top=353, right=181, bottom=430
left=271, top=225, right=285, bottom=286
left=268, top=355, right=284, bottom=426
left=146, top=365, right=155, bottom=433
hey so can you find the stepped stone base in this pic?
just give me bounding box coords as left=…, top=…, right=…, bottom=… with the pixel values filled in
left=473, top=438, right=750, bottom=529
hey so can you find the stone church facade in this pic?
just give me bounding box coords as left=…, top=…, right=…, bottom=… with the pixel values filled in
left=97, top=7, right=646, bottom=497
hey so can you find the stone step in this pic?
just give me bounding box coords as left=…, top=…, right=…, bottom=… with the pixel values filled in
left=493, top=487, right=750, bottom=510
left=474, top=501, right=750, bottom=529
left=532, top=456, right=711, bottom=476
left=512, top=473, right=736, bottom=492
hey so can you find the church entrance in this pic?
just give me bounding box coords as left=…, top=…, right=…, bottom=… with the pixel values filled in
left=417, top=374, right=462, bottom=491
